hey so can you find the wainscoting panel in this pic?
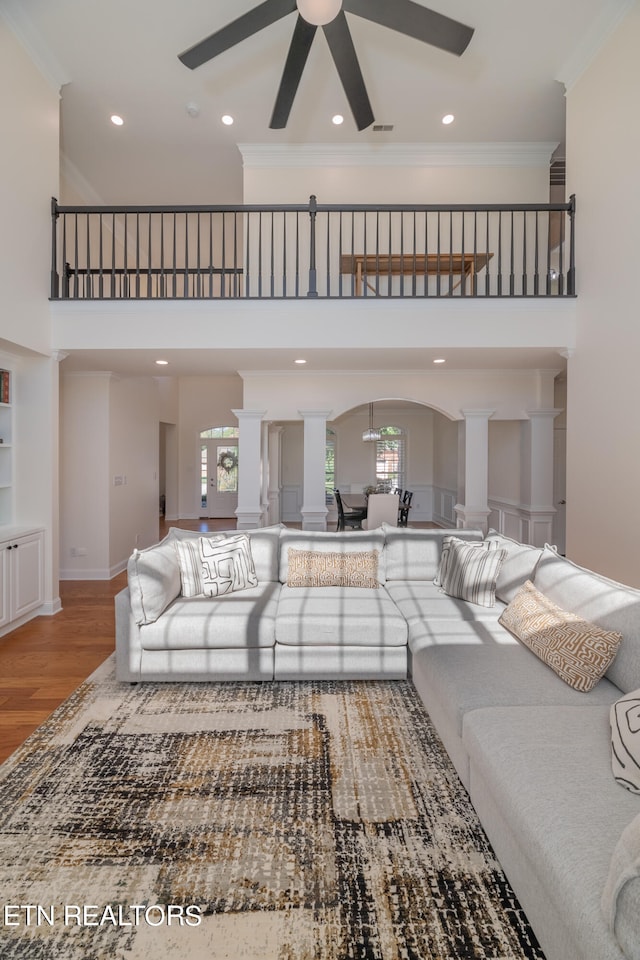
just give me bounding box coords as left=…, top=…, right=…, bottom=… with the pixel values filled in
left=432, top=486, right=457, bottom=527
left=281, top=485, right=302, bottom=523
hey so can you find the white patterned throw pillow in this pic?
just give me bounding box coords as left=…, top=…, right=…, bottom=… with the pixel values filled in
left=174, top=536, right=224, bottom=597
left=610, top=690, right=640, bottom=794
left=440, top=539, right=507, bottom=607
left=199, top=534, right=258, bottom=597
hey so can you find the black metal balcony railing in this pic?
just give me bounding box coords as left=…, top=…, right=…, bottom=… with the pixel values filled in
left=50, top=195, right=575, bottom=301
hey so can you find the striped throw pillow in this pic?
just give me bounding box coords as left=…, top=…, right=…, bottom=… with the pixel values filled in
left=440, top=539, right=507, bottom=607
left=199, top=534, right=258, bottom=597
left=610, top=690, right=640, bottom=794
left=499, top=580, right=622, bottom=692
left=434, top=535, right=502, bottom=587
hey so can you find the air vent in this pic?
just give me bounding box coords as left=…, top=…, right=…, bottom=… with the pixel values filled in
left=373, top=123, right=394, bottom=132
left=550, top=159, right=566, bottom=186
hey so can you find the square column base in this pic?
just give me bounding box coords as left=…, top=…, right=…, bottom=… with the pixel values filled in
left=455, top=504, right=491, bottom=534
left=301, top=509, right=328, bottom=532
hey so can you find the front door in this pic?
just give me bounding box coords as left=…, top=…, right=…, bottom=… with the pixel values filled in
left=201, top=439, right=238, bottom=519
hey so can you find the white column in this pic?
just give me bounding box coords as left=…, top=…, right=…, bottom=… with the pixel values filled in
left=521, top=409, right=562, bottom=546
left=260, top=419, right=270, bottom=524
left=267, top=425, right=284, bottom=525
left=232, top=409, right=266, bottom=529
left=455, top=409, right=494, bottom=532
left=299, top=409, right=332, bottom=531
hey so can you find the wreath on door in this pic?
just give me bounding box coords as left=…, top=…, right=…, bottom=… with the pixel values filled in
left=217, top=449, right=238, bottom=473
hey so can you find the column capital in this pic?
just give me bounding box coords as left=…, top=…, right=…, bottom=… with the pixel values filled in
left=298, top=409, right=333, bottom=420
left=232, top=408, right=267, bottom=421
left=525, top=408, right=563, bottom=420
left=460, top=408, right=496, bottom=420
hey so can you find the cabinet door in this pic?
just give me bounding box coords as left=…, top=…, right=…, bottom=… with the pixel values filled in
left=0, top=544, right=9, bottom=629
left=11, top=532, right=44, bottom=619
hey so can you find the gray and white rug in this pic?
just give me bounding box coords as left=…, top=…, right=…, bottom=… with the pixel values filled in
left=0, top=656, right=544, bottom=959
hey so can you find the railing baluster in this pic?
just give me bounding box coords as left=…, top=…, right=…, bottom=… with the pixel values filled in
left=49, top=197, right=576, bottom=301
left=567, top=194, right=576, bottom=295
left=533, top=210, right=540, bottom=297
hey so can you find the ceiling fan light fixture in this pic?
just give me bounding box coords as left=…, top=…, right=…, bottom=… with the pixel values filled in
left=296, top=0, right=342, bottom=26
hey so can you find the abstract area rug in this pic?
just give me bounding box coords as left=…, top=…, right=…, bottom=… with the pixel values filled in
left=0, top=657, right=545, bottom=960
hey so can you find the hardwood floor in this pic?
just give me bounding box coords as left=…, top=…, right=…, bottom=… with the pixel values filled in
left=0, top=516, right=439, bottom=765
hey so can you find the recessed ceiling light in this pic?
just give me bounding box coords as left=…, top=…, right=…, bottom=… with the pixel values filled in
left=294, top=358, right=307, bottom=364
left=221, top=114, right=234, bottom=125
left=110, top=114, right=124, bottom=126
left=155, top=359, right=169, bottom=366
left=433, top=358, right=446, bottom=364
left=332, top=114, right=344, bottom=125
left=442, top=114, right=455, bottom=125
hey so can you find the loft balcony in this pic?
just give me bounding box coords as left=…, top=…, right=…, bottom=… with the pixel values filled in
left=50, top=196, right=576, bottom=302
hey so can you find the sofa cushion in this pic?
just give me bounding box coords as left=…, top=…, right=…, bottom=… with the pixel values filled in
left=440, top=539, right=507, bottom=607
left=499, top=580, right=622, bottom=693
left=286, top=548, right=380, bottom=588
left=200, top=534, right=258, bottom=596
left=485, top=529, right=543, bottom=604
left=411, top=625, right=620, bottom=738
left=463, top=704, right=640, bottom=960
left=279, top=529, right=386, bottom=583
left=602, top=810, right=640, bottom=960
left=169, top=524, right=284, bottom=582
left=275, top=584, right=407, bottom=647
left=387, top=581, right=506, bottom=624
left=611, top=689, right=640, bottom=795
left=127, top=534, right=181, bottom=625
left=533, top=545, right=640, bottom=694
left=138, top=581, right=281, bottom=650
left=382, top=525, right=483, bottom=582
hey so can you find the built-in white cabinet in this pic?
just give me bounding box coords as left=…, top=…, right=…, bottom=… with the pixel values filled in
left=0, top=528, right=44, bottom=635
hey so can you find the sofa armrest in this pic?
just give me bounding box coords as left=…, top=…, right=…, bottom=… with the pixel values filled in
left=115, top=587, right=142, bottom=682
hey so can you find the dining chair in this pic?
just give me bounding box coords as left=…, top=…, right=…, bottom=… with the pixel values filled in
left=362, top=493, right=400, bottom=530
left=334, top=489, right=366, bottom=531
left=398, top=490, right=413, bottom=527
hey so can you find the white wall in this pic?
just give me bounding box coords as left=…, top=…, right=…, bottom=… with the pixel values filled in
left=0, top=18, right=59, bottom=355
left=60, top=373, right=111, bottom=578
left=241, top=144, right=553, bottom=204
left=565, top=2, right=640, bottom=585
left=240, top=368, right=560, bottom=422
left=60, top=372, right=161, bottom=578
left=108, top=377, right=159, bottom=566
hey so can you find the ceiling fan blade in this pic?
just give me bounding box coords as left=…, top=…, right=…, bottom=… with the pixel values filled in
left=322, top=11, right=374, bottom=131
left=179, top=0, right=297, bottom=69
left=270, top=16, right=317, bottom=128
left=343, top=0, right=474, bottom=57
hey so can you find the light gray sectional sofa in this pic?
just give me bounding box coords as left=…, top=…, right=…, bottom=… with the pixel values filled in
left=115, top=522, right=640, bottom=960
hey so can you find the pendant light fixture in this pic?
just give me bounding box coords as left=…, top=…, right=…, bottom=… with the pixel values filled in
left=362, top=402, right=381, bottom=442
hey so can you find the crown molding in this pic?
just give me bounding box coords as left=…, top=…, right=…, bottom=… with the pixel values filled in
left=0, top=0, right=70, bottom=92
left=238, top=142, right=559, bottom=169
left=557, top=0, right=635, bottom=91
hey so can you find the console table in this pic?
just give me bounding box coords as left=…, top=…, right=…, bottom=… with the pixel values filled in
left=340, top=253, right=493, bottom=296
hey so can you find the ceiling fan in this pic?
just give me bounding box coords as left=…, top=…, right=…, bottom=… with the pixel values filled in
left=178, top=0, right=474, bottom=131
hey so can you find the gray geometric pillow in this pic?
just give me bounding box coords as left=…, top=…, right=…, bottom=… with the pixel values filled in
left=611, top=690, right=640, bottom=794
left=199, top=534, right=258, bottom=597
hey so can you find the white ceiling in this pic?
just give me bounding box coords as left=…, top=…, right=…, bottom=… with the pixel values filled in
left=5, top=0, right=628, bottom=205
left=4, top=0, right=625, bottom=380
